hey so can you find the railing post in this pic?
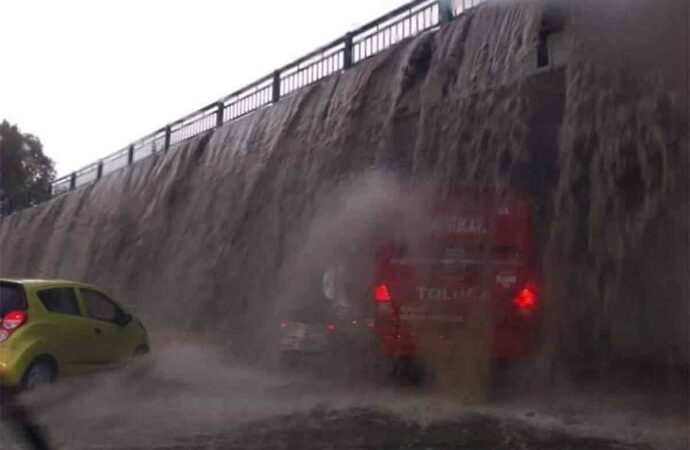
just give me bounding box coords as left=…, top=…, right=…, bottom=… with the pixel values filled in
left=438, top=0, right=454, bottom=24
left=272, top=70, right=281, bottom=103
left=97, top=161, right=104, bottom=180
left=164, top=126, right=172, bottom=151
left=128, top=145, right=135, bottom=165
left=48, top=183, right=53, bottom=197
left=215, top=101, right=224, bottom=128
left=70, top=172, right=77, bottom=190
left=343, top=32, right=353, bottom=69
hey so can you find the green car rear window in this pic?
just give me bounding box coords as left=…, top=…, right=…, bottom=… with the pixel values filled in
left=0, top=282, right=28, bottom=316
left=37, top=287, right=80, bottom=315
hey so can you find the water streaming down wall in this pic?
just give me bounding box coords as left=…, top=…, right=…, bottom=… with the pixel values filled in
left=541, top=0, right=689, bottom=371
left=0, top=1, right=686, bottom=370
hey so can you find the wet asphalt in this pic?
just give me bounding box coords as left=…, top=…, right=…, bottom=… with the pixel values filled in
left=0, top=347, right=684, bottom=450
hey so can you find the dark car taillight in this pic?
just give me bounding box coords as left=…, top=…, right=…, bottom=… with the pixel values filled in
left=0, top=310, right=28, bottom=342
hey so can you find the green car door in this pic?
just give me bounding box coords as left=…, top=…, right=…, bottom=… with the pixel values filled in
left=78, top=287, right=131, bottom=366
left=31, top=286, right=99, bottom=375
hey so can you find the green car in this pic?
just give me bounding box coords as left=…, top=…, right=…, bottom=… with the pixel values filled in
left=0, top=279, right=149, bottom=390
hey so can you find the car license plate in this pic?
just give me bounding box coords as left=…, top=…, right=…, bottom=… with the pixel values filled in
left=281, top=322, right=328, bottom=353
left=286, top=322, right=308, bottom=339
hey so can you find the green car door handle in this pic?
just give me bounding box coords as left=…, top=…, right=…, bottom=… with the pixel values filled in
left=94, top=328, right=102, bottom=335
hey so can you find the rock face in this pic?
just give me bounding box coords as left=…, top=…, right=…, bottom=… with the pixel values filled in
left=0, top=1, right=686, bottom=369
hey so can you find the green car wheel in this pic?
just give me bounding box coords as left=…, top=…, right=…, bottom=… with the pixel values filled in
left=22, top=358, right=56, bottom=391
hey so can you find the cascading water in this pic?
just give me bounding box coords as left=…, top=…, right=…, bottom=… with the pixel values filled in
left=0, top=0, right=687, bottom=448
left=1, top=0, right=684, bottom=369
left=0, top=2, right=550, bottom=340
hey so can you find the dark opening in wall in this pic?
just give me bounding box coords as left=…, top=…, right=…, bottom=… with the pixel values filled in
left=537, top=7, right=566, bottom=68
left=537, top=33, right=550, bottom=68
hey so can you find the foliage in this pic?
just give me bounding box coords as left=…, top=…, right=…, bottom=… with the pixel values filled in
left=0, top=120, right=55, bottom=214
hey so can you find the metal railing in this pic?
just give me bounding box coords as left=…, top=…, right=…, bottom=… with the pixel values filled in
left=5, top=0, right=485, bottom=216
left=353, top=0, right=441, bottom=62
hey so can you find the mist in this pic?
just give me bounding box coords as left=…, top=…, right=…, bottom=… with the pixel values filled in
left=0, top=0, right=687, bottom=448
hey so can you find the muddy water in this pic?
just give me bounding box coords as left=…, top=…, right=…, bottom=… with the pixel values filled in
left=0, top=343, right=685, bottom=449
left=538, top=0, right=689, bottom=375
left=0, top=1, right=687, bottom=448
left=0, top=1, right=549, bottom=347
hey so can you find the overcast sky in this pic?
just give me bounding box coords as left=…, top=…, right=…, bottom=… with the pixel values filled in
left=1, top=0, right=408, bottom=176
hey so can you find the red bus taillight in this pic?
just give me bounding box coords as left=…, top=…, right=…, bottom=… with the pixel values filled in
left=512, top=283, right=537, bottom=314
left=0, top=310, right=28, bottom=342
left=374, top=284, right=391, bottom=302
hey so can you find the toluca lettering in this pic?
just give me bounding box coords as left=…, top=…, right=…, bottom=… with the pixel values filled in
left=417, top=286, right=484, bottom=301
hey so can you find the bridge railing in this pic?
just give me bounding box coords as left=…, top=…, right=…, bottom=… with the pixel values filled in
left=9, top=0, right=484, bottom=215
left=353, top=0, right=441, bottom=62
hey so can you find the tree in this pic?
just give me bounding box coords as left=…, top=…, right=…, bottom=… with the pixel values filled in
left=0, top=120, right=56, bottom=214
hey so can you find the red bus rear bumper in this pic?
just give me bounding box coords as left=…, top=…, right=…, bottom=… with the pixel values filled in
left=375, top=321, right=538, bottom=362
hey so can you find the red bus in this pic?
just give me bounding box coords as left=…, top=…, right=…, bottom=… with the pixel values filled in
left=279, top=186, right=541, bottom=379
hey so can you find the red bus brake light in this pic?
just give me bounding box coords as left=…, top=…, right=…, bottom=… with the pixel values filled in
left=512, top=283, right=537, bottom=312
left=374, top=284, right=391, bottom=302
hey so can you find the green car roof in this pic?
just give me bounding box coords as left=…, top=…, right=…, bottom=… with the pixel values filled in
left=0, top=278, right=100, bottom=290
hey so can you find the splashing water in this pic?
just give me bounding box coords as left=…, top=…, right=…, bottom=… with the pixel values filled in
left=0, top=0, right=687, bottom=448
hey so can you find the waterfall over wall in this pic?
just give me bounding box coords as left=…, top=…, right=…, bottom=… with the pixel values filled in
left=0, top=0, right=686, bottom=367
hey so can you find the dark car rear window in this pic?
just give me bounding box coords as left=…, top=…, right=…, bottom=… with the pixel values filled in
left=0, top=282, right=28, bottom=316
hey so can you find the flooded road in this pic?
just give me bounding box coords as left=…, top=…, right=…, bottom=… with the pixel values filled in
left=166, top=410, right=651, bottom=450
left=2, top=344, right=685, bottom=450
left=0, top=1, right=687, bottom=449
